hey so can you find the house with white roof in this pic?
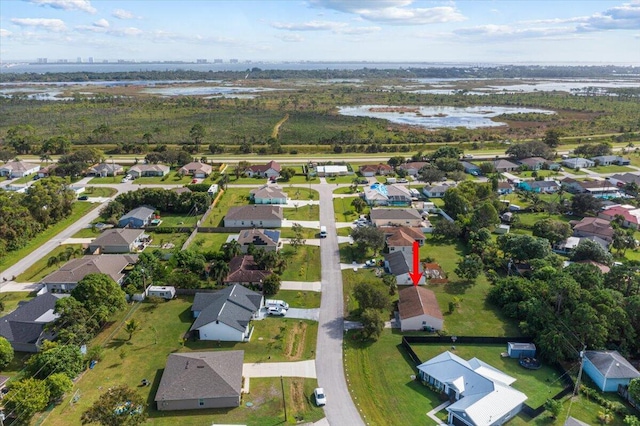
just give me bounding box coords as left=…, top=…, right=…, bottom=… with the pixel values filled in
left=418, top=351, right=527, bottom=426
left=0, top=161, right=40, bottom=178
left=316, top=164, right=350, bottom=177
left=562, top=157, right=595, bottom=169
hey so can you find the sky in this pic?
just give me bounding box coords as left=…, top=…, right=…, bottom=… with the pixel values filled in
left=1, top=0, right=639, bottom=64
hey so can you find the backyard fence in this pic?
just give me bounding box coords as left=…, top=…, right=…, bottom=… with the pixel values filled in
left=401, top=335, right=575, bottom=419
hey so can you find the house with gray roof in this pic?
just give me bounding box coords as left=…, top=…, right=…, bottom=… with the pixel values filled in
left=89, top=229, right=147, bottom=254
left=128, top=164, right=170, bottom=178
left=397, top=161, right=428, bottom=176
left=363, top=184, right=412, bottom=206
left=155, top=350, right=244, bottom=410
left=562, top=157, right=595, bottom=169
left=460, top=161, right=481, bottom=176
left=590, top=155, right=630, bottom=166
left=40, top=254, right=138, bottom=293
left=118, top=206, right=155, bottom=228
left=493, top=159, right=519, bottom=173
left=370, top=208, right=422, bottom=227
left=237, top=229, right=281, bottom=253
left=250, top=184, right=288, bottom=204
left=224, top=205, right=283, bottom=228
left=0, top=160, right=40, bottom=178
left=190, top=284, right=263, bottom=342
left=0, top=293, right=69, bottom=352
left=418, top=351, right=527, bottom=426
left=384, top=251, right=425, bottom=285
left=87, top=162, right=124, bottom=177
left=423, top=183, right=452, bottom=198
left=583, top=350, right=640, bottom=392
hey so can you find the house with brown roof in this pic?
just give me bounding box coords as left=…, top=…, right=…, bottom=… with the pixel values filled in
left=155, top=351, right=244, bottom=410
left=571, top=217, right=614, bottom=242
left=40, top=254, right=139, bottom=293
left=37, top=164, right=57, bottom=178
left=178, top=161, right=213, bottom=178
left=397, top=161, right=428, bottom=176
left=87, top=162, right=124, bottom=177
left=493, top=159, right=519, bottom=173
left=370, top=208, right=423, bottom=227
left=88, top=229, right=148, bottom=254
left=129, top=164, right=170, bottom=178
left=237, top=229, right=281, bottom=253
left=359, top=163, right=394, bottom=177
left=224, top=205, right=283, bottom=228
left=246, top=160, right=281, bottom=179
left=398, top=286, right=443, bottom=331
left=0, top=160, right=40, bottom=178
left=250, top=184, right=288, bottom=204
left=383, top=227, right=425, bottom=253
left=223, top=255, right=271, bottom=287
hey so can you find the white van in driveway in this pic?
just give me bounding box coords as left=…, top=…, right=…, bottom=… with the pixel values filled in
left=266, top=299, right=289, bottom=310
left=319, top=226, right=327, bottom=238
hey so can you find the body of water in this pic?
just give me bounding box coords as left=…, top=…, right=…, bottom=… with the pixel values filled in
left=338, top=105, right=556, bottom=129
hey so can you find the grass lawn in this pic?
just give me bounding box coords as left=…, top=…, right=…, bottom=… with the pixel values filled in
left=0, top=201, right=97, bottom=274
left=271, top=290, right=321, bottom=309
left=88, top=175, right=124, bottom=184
left=146, top=231, right=189, bottom=254
left=44, top=298, right=320, bottom=426
left=333, top=198, right=369, bottom=222
left=279, top=227, right=318, bottom=240
left=228, top=176, right=274, bottom=185
left=342, top=269, right=390, bottom=320
left=71, top=226, right=102, bottom=238
left=515, top=170, right=560, bottom=178
left=205, top=188, right=253, bottom=227
left=514, top=211, right=578, bottom=227
left=339, top=243, right=377, bottom=264
left=156, top=212, right=202, bottom=228
left=419, top=236, right=521, bottom=336
left=283, top=204, right=319, bottom=221
left=409, top=344, right=566, bottom=408
left=343, top=329, right=444, bottom=426
left=283, top=175, right=320, bottom=184
left=324, top=175, right=357, bottom=184
left=135, top=172, right=193, bottom=185
left=82, top=186, right=117, bottom=197
left=16, top=244, right=83, bottom=283
left=0, top=291, right=36, bottom=314
left=591, top=165, right=635, bottom=173
left=281, top=186, right=318, bottom=201
left=333, top=186, right=359, bottom=195
left=189, top=232, right=233, bottom=252
left=280, top=246, right=321, bottom=282
left=336, top=227, right=352, bottom=237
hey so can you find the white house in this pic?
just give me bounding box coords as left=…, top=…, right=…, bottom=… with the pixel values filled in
left=423, top=184, right=451, bottom=198
left=190, top=285, right=263, bottom=342
left=250, top=184, right=288, bottom=204
left=562, top=158, right=595, bottom=169
left=398, top=286, right=443, bottom=331
left=418, top=351, right=527, bottom=426
left=370, top=208, right=423, bottom=227
left=0, top=161, right=40, bottom=178
left=316, top=165, right=349, bottom=176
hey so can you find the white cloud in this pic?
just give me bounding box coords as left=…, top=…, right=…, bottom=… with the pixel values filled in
left=271, top=20, right=347, bottom=31
left=309, top=0, right=465, bottom=25
left=337, top=26, right=381, bottom=34
left=455, top=24, right=574, bottom=40
left=112, top=8, right=135, bottom=20
left=93, top=18, right=109, bottom=28
left=276, top=34, right=305, bottom=42
left=0, top=29, right=12, bottom=37
left=27, top=0, right=96, bottom=14
left=11, top=18, right=67, bottom=32
left=577, top=1, right=640, bottom=31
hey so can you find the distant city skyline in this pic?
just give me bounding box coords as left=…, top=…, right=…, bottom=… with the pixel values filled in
left=1, top=0, right=639, bottom=64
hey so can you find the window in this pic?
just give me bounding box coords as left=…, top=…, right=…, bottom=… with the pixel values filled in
left=198, top=399, right=204, bottom=406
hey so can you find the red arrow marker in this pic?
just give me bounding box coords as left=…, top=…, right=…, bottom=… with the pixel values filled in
left=408, top=240, right=422, bottom=286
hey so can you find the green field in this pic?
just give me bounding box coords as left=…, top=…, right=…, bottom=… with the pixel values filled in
left=204, top=188, right=253, bottom=227
left=43, top=297, right=320, bottom=426
left=16, top=244, right=83, bottom=282
left=270, top=290, right=321, bottom=309
left=333, top=197, right=369, bottom=222
left=156, top=212, right=202, bottom=228
left=189, top=232, right=233, bottom=252
left=81, top=186, right=118, bottom=197
left=280, top=246, right=322, bottom=282
left=135, top=172, right=194, bottom=185
left=283, top=204, right=319, bottom=221
left=0, top=291, right=36, bottom=314
left=0, top=201, right=97, bottom=274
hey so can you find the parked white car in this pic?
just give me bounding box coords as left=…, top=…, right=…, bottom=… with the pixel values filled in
left=267, top=306, right=287, bottom=316
left=314, top=387, right=326, bottom=406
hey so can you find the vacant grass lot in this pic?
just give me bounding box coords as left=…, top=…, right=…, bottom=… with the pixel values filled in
left=283, top=204, right=319, bottom=221
left=279, top=227, right=318, bottom=240
left=342, top=269, right=391, bottom=320
left=591, top=165, right=635, bottom=173
left=205, top=188, right=253, bottom=226
left=333, top=186, right=359, bottom=195
left=281, top=186, right=318, bottom=200
left=81, top=186, right=118, bottom=197
left=419, top=235, right=521, bottom=336
left=156, top=212, right=203, bottom=228
left=16, top=244, right=83, bottom=283
left=409, top=344, right=566, bottom=408
left=88, top=175, right=125, bottom=184
left=0, top=201, right=97, bottom=273
left=146, top=231, right=189, bottom=254
left=280, top=246, right=321, bottom=282
left=324, top=174, right=357, bottom=184
left=190, top=232, right=233, bottom=252
left=71, top=226, right=102, bottom=238
left=344, top=329, right=443, bottom=426
left=44, top=297, right=319, bottom=426
left=135, top=172, right=194, bottom=185
left=333, top=197, right=369, bottom=222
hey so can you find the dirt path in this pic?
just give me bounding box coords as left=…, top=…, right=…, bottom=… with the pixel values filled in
left=272, top=113, right=289, bottom=139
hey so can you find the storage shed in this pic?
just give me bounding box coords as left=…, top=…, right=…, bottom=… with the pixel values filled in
left=147, top=286, right=176, bottom=300
left=507, top=342, right=536, bottom=359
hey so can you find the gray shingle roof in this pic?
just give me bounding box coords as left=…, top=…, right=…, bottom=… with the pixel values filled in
left=370, top=208, right=421, bottom=221
left=120, top=206, right=155, bottom=222
left=585, top=350, right=640, bottom=379
left=40, top=255, right=139, bottom=284
left=0, top=293, right=69, bottom=346
left=190, top=285, right=262, bottom=332
left=90, top=229, right=144, bottom=247
left=154, top=351, right=244, bottom=402
left=237, top=229, right=280, bottom=248
left=225, top=205, right=283, bottom=221
left=250, top=185, right=288, bottom=200
left=384, top=251, right=422, bottom=275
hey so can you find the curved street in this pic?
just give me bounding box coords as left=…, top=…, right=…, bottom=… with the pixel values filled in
left=315, top=183, right=364, bottom=426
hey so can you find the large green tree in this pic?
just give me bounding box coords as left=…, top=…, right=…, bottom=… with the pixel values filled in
left=0, top=336, right=14, bottom=368
left=27, top=341, right=84, bottom=380
left=24, top=177, right=76, bottom=227
left=353, top=282, right=389, bottom=311
left=532, top=218, right=572, bottom=245
left=350, top=226, right=385, bottom=256
left=46, top=373, right=73, bottom=402
left=455, top=254, right=484, bottom=283
left=3, top=378, right=50, bottom=425
left=361, top=308, right=385, bottom=341
left=71, top=273, right=127, bottom=323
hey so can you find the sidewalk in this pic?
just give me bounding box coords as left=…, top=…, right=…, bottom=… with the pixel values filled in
left=426, top=401, right=450, bottom=425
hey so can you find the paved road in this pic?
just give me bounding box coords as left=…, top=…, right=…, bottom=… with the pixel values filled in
left=314, top=184, right=364, bottom=426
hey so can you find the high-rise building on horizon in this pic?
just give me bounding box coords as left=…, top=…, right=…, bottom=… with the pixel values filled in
left=37, top=58, right=47, bottom=63
left=196, top=59, right=208, bottom=64
left=88, top=57, right=94, bottom=63
left=214, top=58, right=223, bottom=63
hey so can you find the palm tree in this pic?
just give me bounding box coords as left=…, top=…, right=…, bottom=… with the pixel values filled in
left=124, top=319, right=139, bottom=341
left=47, top=256, right=59, bottom=268
left=40, top=153, right=52, bottom=164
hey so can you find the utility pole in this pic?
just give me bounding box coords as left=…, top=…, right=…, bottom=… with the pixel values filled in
left=280, top=375, right=287, bottom=422
left=573, top=345, right=587, bottom=396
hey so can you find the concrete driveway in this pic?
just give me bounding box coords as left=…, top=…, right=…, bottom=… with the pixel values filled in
left=243, top=360, right=316, bottom=378
left=286, top=308, right=319, bottom=321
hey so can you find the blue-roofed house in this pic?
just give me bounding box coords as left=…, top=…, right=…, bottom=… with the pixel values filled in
left=460, top=161, right=481, bottom=176
left=118, top=206, right=156, bottom=228
left=517, top=180, right=560, bottom=193
left=583, top=350, right=640, bottom=392
left=190, top=284, right=264, bottom=342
